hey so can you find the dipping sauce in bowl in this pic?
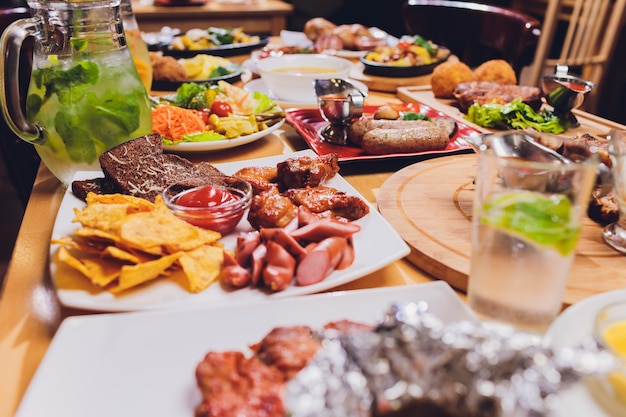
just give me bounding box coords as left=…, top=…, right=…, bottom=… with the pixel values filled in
left=163, top=176, right=252, bottom=234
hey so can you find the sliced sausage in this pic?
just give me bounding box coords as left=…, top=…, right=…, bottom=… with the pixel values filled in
left=220, top=251, right=250, bottom=288
left=336, top=237, right=355, bottom=270
left=250, top=243, right=267, bottom=286
left=296, top=236, right=347, bottom=286
left=235, top=231, right=261, bottom=268
left=263, top=241, right=296, bottom=291
left=290, top=219, right=361, bottom=242
left=260, top=227, right=307, bottom=259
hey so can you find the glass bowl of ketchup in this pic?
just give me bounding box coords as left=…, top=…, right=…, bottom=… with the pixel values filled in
left=162, top=175, right=252, bottom=234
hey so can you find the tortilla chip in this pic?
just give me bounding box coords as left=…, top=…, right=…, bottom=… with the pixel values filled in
left=86, top=192, right=155, bottom=213
left=57, top=246, right=121, bottom=287
left=110, top=252, right=182, bottom=293
left=74, top=227, right=122, bottom=244
left=101, top=245, right=152, bottom=264
left=119, top=199, right=202, bottom=251
left=178, top=244, right=224, bottom=293
left=73, top=203, right=130, bottom=232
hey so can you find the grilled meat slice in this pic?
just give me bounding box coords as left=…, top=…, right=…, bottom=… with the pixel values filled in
left=283, top=185, right=370, bottom=221
left=249, top=325, right=320, bottom=380
left=276, top=153, right=339, bottom=191
left=247, top=187, right=298, bottom=229
left=233, top=166, right=279, bottom=194
left=452, top=81, right=542, bottom=112
left=195, top=351, right=285, bottom=417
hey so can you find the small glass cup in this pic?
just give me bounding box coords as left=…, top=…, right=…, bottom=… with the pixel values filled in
left=467, top=132, right=598, bottom=333
left=591, top=301, right=626, bottom=413
left=603, top=129, right=626, bottom=253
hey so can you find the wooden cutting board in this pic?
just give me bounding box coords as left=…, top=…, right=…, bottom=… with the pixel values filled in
left=377, top=153, right=626, bottom=307
left=397, top=86, right=626, bottom=137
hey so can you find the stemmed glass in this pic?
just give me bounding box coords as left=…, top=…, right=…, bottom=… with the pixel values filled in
left=603, top=129, right=626, bottom=253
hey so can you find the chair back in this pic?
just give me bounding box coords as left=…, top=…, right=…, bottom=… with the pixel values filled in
left=523, top=0, right=626, bottom=112
left=402, top=0, right=542, bottom=77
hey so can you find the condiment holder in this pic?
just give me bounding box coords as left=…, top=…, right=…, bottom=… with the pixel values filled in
left=542, top=64, right=595, bottom=126
left=314, top=79, right=366, bottom=145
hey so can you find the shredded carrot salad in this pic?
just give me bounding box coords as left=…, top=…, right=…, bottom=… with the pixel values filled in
left=152, top=105, right=206, bottom=142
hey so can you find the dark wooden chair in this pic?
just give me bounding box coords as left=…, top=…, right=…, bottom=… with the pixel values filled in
left=402, top=0, right=542, bottom=78
left=0, top=6, right=40, bottom=205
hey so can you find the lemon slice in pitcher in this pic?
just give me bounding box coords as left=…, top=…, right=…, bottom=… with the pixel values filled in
left=480, top=191, right=580, bottom=256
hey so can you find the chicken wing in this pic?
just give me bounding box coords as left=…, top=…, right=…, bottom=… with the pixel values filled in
left=283, top=185, right=370, bottom=221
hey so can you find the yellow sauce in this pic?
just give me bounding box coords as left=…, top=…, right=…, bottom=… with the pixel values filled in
left=602, top=320, right=626, bottom=405
left=272, top=67, right=339, bottom=74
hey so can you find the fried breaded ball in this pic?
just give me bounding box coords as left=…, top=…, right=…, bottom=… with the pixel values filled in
left=150, top=52, right=187, bottom=82
left=430, top=61, right=475, bottom=98
left=473, top=59, right=517, bottom=85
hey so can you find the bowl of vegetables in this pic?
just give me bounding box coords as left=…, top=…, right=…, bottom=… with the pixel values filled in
left=361, top=35, right=450, bottom=77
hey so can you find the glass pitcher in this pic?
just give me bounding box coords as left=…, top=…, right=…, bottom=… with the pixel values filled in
left=0, top=0, right=152, bottom=185
left=121, top=0, right=152, bottom=91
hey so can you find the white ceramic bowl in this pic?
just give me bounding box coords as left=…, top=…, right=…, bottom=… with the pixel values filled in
left=256, top=54, right=353, bottom=102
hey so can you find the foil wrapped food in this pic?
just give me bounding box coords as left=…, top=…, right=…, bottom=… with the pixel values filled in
left=285, top=301, right=617, bottom=417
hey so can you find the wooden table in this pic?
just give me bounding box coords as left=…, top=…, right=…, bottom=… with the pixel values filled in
left=132, top=0, right=294, bottom=35
left=0, top=46, right=623, bottom=416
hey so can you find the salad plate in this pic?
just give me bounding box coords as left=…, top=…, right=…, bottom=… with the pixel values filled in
left=285, top=103, right=477, bottom=162
left=49, top=150, right=410, bottom=312
left=544, top=288, right=626, bottom=417
left=162, top=36, right=270, bottom=58
left=151, top=68, right=243, bottom=92
left=161, top=118, right=285, bottom=152
left=15, top=282, right=473, bottom=417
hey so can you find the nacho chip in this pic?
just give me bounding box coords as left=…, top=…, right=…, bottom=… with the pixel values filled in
left=111, top=252, right=182, bottom=293
left=57, top=246, right=121, bottom=287
left=178, top=244, right=224, bottom=292
left=101, top=246, right=152, bottom=264
left=74, top=227, right=122, bottom=244
left=119, top=198, right=210, bottom=251
left=86, top=192, right=155, bottom=213
left=73, top=203, right=130, bottom=232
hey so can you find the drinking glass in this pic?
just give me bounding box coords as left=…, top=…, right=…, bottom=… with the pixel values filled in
left=603, top=129, right=626, bottom=253
left=467, top=132, right=598, bottom=333
left=592, top=300, right=626, bottom=413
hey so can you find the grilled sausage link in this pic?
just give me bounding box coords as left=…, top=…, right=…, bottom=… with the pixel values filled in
left=360, top=124, right=449, bottom=154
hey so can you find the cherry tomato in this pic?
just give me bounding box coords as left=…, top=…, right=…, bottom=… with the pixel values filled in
left=197, top=109, right=210, bottom=124
left=397, top=40, right=411, bottom=50
left=210, top=101, right=233, bottom=117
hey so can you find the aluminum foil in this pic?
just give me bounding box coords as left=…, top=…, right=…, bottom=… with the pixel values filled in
left=285, top=301, right=617, bottom=417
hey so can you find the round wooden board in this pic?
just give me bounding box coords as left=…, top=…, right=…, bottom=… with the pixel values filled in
left=377, top=153, right=626, bottom=306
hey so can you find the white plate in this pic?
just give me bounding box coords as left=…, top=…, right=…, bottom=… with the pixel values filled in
left=544, top=288, right=626, bottom=417
left=243, top=78, right=369, bottom=106
left=161, top=118, right=285, bottom=153
left=50, top=150, right=410, bottom=312
left=15, top=282, right=475, bottom=417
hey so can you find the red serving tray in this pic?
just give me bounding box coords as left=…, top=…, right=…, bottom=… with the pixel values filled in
left=285, top=103, right=478, bottom=162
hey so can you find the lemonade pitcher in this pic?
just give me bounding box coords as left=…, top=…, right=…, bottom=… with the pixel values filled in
left=0, top=0, right=152, bottom=185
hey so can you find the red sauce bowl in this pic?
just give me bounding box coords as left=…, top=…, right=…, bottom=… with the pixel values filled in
left=162, top=176, right=252, bottom=234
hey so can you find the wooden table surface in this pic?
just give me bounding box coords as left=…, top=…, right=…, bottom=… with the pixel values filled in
left=0, top=41, right=622, bottom=417
left=132, top=0, right=294, bottom=35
